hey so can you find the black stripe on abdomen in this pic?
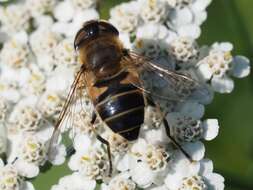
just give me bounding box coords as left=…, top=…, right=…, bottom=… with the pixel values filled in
left=106, top=107, right=144, bottom=140
left=96, top=85, right=145, bottom=141
left=98, top=92, right=144, bottom=119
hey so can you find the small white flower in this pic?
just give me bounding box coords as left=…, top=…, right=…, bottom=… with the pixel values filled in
left=8, top=97, right=43, bottom=132
left=102, top=172, right=136, bottom=190
left=168, top=113, right=203, bottom=142
left=167, top=112, right=219, bottom=143
left=109, top=1, right=140, bottom=34
left=105, top=131, right=129, bottom=154
left=0, top=164, right=35, bottom=190
left=7, top=119, right=56, bottom=174
left=70, top=108, right=94, bottom=136
left=68, top=134, right=109, bottom=180
left=26, top=0, right=57, bottom=18
left=168, top=36, right=199, bottom=67
left=139, top=0, right=169, bottom=23
left=7, top=131, right=54, bottom=178
left=139, top=107, right=170, bottom=146
left=136, top=23, right=174, bottom=41
left=198, top=43, right=233, bottom=79
left=0, top=33, right=30, bottom=69
left=166, top=0, right=211, bottom=38
left=165, top=155, right=224, bottom=190
left=53, top=1, right=75, bottom=22
left=129, top=138, right=169, bottom=188
left=134, top=38, right=167, bottom=59
left=21, top=64, right=46, bottom=96
left=29, top=28, right=61, bottom=72
left=52, top=38, right=78, bottom=68
left=67, top=100, right=96, bottom=138
left=33, top=15, right=54, bottom=29
left=19, top=135, right=46, bottom=165
left=51, top=172, right=96, bottom=190
left=45, top=66, right=75, bottom=95
left=0, top=80, right=20, bottom=103
left=197, top=42, right=237, bottom=93
left=131, top=139, right=169, bottom=171
left=38, top=91, right=65, bottom=121
left=0, top=4, right=31, bottom=34
left=29, top=27, right=61, bottom=55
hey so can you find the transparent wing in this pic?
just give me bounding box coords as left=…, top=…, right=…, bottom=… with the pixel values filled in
left=48, top=67, right=87, bottom=156
left=121, top=51, right=203, bottom=101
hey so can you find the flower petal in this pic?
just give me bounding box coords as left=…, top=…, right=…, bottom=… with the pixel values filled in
left=14, top=159, right=39, bottom=178
left=116, top=154, right=130, bottom=172
left=183, top=141, right=205, bottom=161
left=131, top=162, right=154, bottom=188
left=204, top=172, right=225, bottom=190
left=199, top=159, right=213, bottom=176
left=192, top=0, right=212, bottom=11
left=178, top=24, right=201, bottom=39
left=48, top=144, right=66, bottom=165
left=68, top=153, right=80, bottom=171
left=170, top=8, right=193, bottom=27
left=211, top=76, right=234, bottom=93
left=22, top=181, right=35, bottom=190
left=231, top=56, right=250, bottom=78
left=54, top=1, right=74, bottom=22
left=202, top=119, right=219, bottom=140
left=197, top=63, right=213, bottom=80
left=73, top=134, right=92, bottom=151
left=164, top=172, right=182, bottom=190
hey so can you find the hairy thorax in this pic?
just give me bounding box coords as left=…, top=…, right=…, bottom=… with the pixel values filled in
left=79, top=36, right=124, bottom=79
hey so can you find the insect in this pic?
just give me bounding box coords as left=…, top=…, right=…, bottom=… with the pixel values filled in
left=49, top=20, right=199, bottom=176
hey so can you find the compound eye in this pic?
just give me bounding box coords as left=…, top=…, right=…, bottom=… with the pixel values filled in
left=74, top=20, right=99, bottom=50
left=74, top=28, right=87, bottom=50
left=98, top=21, right=119, bottom=36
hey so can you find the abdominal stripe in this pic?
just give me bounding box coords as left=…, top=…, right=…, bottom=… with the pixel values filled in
left=96, top=83, right=145, bottom=141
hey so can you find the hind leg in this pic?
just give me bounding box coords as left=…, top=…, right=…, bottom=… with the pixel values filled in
left=145, top=96, right=193, bottom=162
left=90, top=111, right=113, bottom=176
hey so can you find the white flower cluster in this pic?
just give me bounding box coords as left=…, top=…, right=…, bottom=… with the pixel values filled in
left=0, top=0, right=250, bottom=190
left=0, top=0, right=99, bottom=189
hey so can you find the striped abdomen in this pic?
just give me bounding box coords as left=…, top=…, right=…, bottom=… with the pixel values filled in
left=95, top=84, right=145, bottom=141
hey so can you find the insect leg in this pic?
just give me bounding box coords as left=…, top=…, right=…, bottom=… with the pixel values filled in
left=90, top=111, right=113, bottom=176
left=162, top=118, right=193, bottom=162
left=145, top=96, right=193, bottom=162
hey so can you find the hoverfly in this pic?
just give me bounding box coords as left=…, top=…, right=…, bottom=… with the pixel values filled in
left=49, top=20, right=200, bottom=176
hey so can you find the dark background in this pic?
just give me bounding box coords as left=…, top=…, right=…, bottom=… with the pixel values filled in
left=32, top=0, right=253, bottom=189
